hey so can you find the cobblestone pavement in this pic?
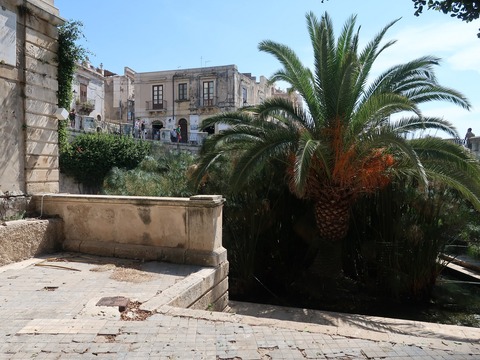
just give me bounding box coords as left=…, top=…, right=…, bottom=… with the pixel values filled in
left=1, top=254, right=479, bottom=359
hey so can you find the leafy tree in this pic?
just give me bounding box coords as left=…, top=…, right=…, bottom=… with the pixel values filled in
left=321, top=1, right=480, bottom=37
left=412, top=0, right=480, bottom=23
left=192, top=12, right=480, bottom=278
left=60, top=133, right=151, bottom=193
left=412, top=0, right=480, bottom=37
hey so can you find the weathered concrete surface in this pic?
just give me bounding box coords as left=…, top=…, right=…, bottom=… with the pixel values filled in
left=0, top=254, right=479, bottom=359
left=0, top=218, right=63, bottom=266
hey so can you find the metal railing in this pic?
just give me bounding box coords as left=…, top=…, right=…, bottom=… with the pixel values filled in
left=145, top=100, right=168, bottom=111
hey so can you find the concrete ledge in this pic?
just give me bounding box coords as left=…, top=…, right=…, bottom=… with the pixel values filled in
left=63, top=239, right=227, bottom=266
left=0, top=218, right=63, bottom=266
left=189, top=278, right=229, bottom=311
left=157, top=303, right=480, bottom=355
left=141, top=261, right=229, bottom=312
left=168, top=261, right=230, bottom=309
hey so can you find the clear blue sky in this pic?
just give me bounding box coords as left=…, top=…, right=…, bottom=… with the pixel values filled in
left=55, top=0, right=480, bottom=138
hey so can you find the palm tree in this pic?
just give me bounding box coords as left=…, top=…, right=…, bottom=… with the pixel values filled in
left=193, top=12, right=480, bottom=277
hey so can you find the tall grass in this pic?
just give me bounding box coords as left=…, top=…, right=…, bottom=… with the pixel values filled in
left=350, top=181, right=471, bottom=301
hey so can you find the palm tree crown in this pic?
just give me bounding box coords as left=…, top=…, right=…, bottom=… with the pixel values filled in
left=194, top=12, right=480, bottom=244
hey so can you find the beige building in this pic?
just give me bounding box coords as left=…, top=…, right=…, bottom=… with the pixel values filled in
left=134, top=65, right=276, bottom=143
left=104, top=66, right=135, bottom=132
left=0, top=0, right=63, bottom=218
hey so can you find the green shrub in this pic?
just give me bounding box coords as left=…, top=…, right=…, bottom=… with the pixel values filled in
left=102, top=151, right=197, bottom=197
left=467, top=244, right=480, bottom=259
left=60, top=133, right=151, bottom=193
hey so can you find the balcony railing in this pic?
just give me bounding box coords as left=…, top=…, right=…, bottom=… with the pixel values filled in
left=202, top=98, right=215, bottom=107
left=146, top=100, right=168, bottom=111
left=75, top=99, right=95, bottom=115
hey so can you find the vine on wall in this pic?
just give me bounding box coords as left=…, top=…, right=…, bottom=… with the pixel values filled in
left=56, top=20, right=89, bottom=150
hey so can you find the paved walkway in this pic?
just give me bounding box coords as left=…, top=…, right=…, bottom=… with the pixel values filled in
left=0, top=253, right=479, bottom=359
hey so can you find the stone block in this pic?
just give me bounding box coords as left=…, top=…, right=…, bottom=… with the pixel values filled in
left=185, top=247, right=227, bottom=267
left=26, top=181, right=59, bottom=194
left=25, top=39, right=56, bottom=63
left=26, top=140, right=57, bottom=156
left=27, top=12, right=61, bottom=38
left=26, top=127, right=58, bottom=143
left=189, top=277, right=229, bottom=311
left=25, top=169, right=59, bottom=182
left=26, top=70, right=58, bottom=91
left=25, top=83, right=57, bottom=104
left=187, top=205, right=223, bottom=251
left=0, top=66, right=18, bottom=80
left=26, top=26, right=57, bottom=53
left=25, top=113, right=58, bottom=130
left=25, top=154, right=58, bottom=169
left=158, top=247, right=186, bottom=264
left=26, top=56, right=56, bottom=77
left=0, top=219, right=63, bottom=266
left=114, top=243, right=159, bottom=261
left=169, top=264, right=228, bottom=308
left=25, top=98, right=57, bottom=116
left=79, top=240, right=115, bottom=258
left=211, top=291, right=229, bottom=311
left=63, top=239, right=81, bottom=252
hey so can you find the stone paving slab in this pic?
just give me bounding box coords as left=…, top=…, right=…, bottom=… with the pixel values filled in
left=1, top=253, right=480, bottom=359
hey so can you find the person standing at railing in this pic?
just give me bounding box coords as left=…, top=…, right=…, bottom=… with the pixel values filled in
left=170, top=127, right=177, bottom=142
left=465, top=128, right=475, bottom=150
left=140, top=121, right=146, bottom=140
left=68, top=109, right=76, bottom=128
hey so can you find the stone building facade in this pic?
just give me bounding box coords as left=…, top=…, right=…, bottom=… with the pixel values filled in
left=0, top=0, right=62, bottom=218
left=70, top=61, right=105, bottom=132
left=104, top=66, right=135, bottom=129
left=134, top=65, right=276, bottom=143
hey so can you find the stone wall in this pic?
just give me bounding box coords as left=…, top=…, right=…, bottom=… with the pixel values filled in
left=0, top=218, right=63, bottom=266
left=0, top=0, right=63, bottom=219
left=31, top=193, right=227, bottom=267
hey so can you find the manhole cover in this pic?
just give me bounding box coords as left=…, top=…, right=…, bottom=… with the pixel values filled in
left=96, top=296, right=129, bottom=311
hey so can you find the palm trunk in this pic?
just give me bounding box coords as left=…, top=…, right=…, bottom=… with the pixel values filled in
left=309, top=191, right=351, bottom=278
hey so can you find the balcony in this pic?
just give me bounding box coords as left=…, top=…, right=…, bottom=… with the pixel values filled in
left=146, top=100, right=168, bottom=112
left=75, top=99, right=95, bottom=115
left=201, top=98, right=215, bottom=107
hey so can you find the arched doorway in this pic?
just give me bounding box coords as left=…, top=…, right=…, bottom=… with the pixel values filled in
left=179, top=118, right=188, bottom=143
left=203, top=125, right=215, bottom=135
left=152, top=120, right=164, bottom=140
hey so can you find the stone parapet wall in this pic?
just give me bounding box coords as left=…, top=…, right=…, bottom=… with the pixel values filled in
left=31, top=193, right=227, bottom=267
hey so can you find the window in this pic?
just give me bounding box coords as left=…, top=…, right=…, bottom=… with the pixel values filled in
left=203, top=81, right=214, bottom=106
left=152, top=85, right=163, bottom=109
left=80, top=84, right=87, bottom=103
left=178, top=83, right=187, bottom=100
left=242, top=87, right=247, bottom=105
